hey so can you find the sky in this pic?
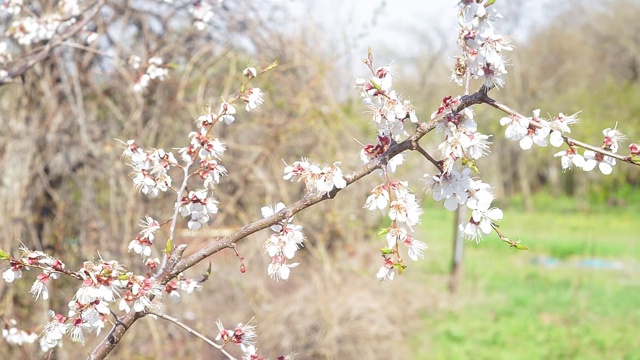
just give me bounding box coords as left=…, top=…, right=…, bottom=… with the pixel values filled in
left=285, top=0, right=556, bottom=75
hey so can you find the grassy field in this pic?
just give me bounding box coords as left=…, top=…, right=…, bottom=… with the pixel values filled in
left=411, top=192, right=640, bottom=360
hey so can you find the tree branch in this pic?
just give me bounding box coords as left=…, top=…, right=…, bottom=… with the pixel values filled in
left=480, top=94, right=640, bottom=166
left=92, top=82, right=634, bottom=358
left=0, top=0, right=107, bottom=85
left=88, top=84, right=482, bottom=359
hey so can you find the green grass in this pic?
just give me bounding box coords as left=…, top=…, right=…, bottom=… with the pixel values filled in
left=412, top=191, right=640, bottom=360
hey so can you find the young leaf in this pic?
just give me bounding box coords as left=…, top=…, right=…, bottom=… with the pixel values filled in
left=165, top=237, right=173, bottom=255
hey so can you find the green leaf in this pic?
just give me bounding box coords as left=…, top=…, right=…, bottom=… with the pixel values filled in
left=201, top=262, right=212, bottom=282
left=0, top=249, right=9, bottom=260
left=462, top=158, right=480, bottom=173
left=370, top=79, right=382, bottom=91
left=486, top=0, right=497, bottom=6
left=394, top=263, right=407, bottom=275
left=379, top=247, right=393, bottom=255
left=377, top=227, right=389, bottom=236
left=265, top=60, right=279, bottom=71
left=165, top=237, right=173, bottom=255
left=514, top=244, right=529, bottom=250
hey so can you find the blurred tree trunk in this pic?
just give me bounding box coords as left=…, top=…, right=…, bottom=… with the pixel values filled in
left=517, top=154, right=533, bottom=212
left=448, top=206, right=466, bottom=294
left=547, top=163, right=561, bottom=196
left=0, top=103, right=39, bottom=251
left=0, top=102, right=39, bottom=317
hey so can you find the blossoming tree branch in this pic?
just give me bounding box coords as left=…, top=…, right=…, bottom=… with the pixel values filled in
left=1, top=0, right=639, bottom=359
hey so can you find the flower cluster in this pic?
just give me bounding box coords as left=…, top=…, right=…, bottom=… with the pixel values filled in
left=1, top=0, right=22, bottom=15
left=182, top=117, right=227, bottom=161
left=121, top=140, right=177, bottom=197
left=165, top=275, right=202, bottom=303
left=500, top=109, right=559, bottom=150
left=214, top=320, right=271, bottom=360
left=283, top=158, right=346, bottom=196
left=364, top=180, right=427, bottom=282
left=130, top=56, right=170, bottom=92
left=2, top=320, right=38, bottom=346
left=354, top=54, right=428, bottom=281
left=189, top=0, right=221, bottom=31
left=7, top=253, right=168, bottom=351
left=432, top=95, right=491, bottom=172
left=117, top=276, right=163, bottom=314
left=241, top=87, right=265, bottom=112
left=355, top=58, right=418, bottom=142
left=215, top=319, right=257, bottom=346
left=2, top=246, right=66, bottom=302
left=128, top=215, right=161, bottom=257
left=38, top=259, right=127, bottom=350
left=423, top=166, right=502, bottom=243
left=499, top=110, right=627, bottom=175
left=179, top=189, right=219, bottom=231
left=452, top=0, right=513, bottom=88
left=578, top=127, right=626, bottom=174
left=6, top=14, right=76, bottom=46
left=423, top=93, right=502, bottom=243
left=261, top=202, right=305, bottom=281
left=180, top=114, right=229, bottom=187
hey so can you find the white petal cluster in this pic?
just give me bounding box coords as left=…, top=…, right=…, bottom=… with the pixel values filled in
left=364, top=180, right=427, bottom=282
left=189, top=0, right=216, bottom=31
left=121, top=140, right=177, bottom=197
left=1, top=0, right=22, bottom=15
left=242, top=88, right=264, bottom=112
left=179, top=189, right=219, bottom=230
left=39, top=258, right=135, bottom=351
left=355, top=66, right=419, bottom=143
left=424, top=165, right=502, bottom=243
left=132, top=56, right=170, bottom=92
left=2, top=320, right=37, bottom=346
left=128, top=215, right=160, bottom=257
left=432, top=96, right=491, bottom=172
left=7, top=14, right=75, bottom=46
left=498, top=109, right=624, bottom=175
left=283, top=158, right=346, bottom=196
left=261, top=202, right=304, bottom=281
left=453, top=1, right=513, bottom=88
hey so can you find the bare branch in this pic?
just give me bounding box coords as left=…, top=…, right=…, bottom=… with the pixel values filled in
left=150, top=310, right=238, bottom=360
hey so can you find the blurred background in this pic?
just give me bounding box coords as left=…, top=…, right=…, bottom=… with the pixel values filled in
left=1, top=0, right=639, bottom=358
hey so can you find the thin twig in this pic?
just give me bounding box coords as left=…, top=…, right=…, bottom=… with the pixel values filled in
left=150, top=310, right=238, bottom=360
left=60, top=41, right=115, bottom=58
left=414, top=144, right=443, bottom=173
